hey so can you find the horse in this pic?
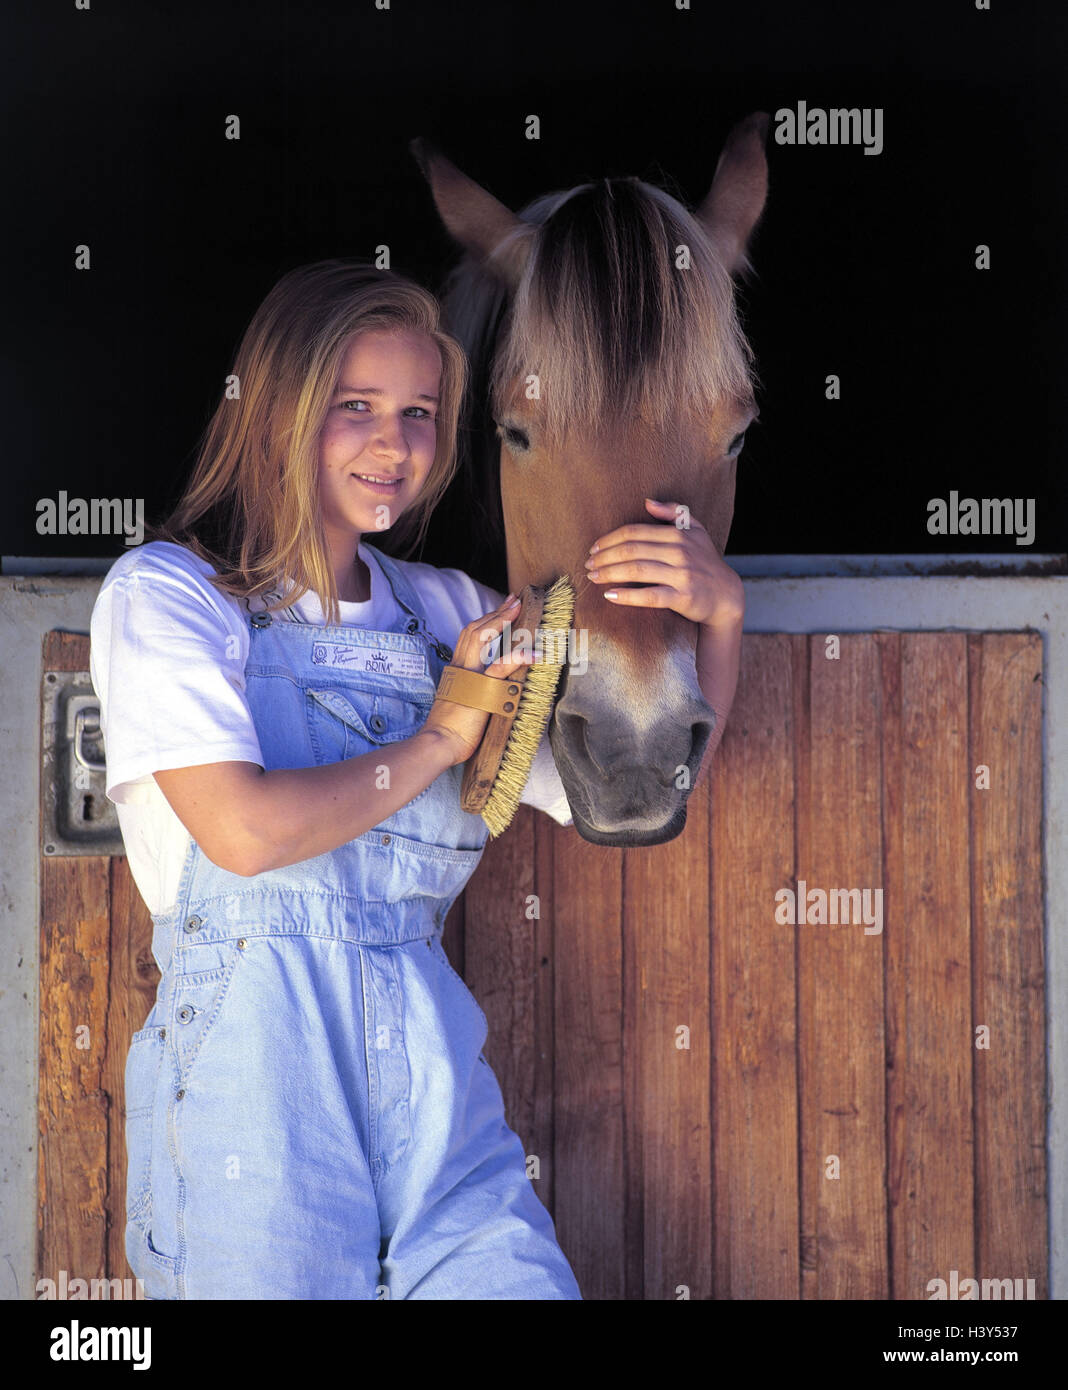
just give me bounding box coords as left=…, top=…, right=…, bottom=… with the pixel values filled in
left=411, top=114, right=769, bottom=847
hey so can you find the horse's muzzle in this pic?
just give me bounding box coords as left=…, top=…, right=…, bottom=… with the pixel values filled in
left=548, top=685, right=715, bottom=847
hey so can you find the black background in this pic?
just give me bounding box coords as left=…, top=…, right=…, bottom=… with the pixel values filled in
left=5, top=0, right=1065, bottom=565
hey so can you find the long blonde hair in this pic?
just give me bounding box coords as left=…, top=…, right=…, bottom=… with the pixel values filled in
left=147, top=260, right=467, bottom=626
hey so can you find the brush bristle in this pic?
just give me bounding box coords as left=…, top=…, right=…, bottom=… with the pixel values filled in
left=481, top=575, right=575, bottom=837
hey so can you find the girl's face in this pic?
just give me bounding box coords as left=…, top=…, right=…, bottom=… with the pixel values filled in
left=318, top=328, right=442, bottom=542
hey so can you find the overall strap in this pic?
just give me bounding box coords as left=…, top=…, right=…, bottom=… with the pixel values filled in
left=368, top=545, right=454, bottom=663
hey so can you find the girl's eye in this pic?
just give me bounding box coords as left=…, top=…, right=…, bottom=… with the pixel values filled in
left=727, top=430, right=747, bottom=456
left=340, top=401, right=433, bottom=419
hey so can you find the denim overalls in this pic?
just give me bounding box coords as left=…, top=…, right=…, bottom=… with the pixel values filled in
left=122, top=548, right=582, bottom=1300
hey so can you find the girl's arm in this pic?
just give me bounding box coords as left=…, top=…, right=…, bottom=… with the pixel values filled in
left=155, top=593, right=526, bottom=876
left=155, top=732, right=456, bottom=877
left=695, top=608, right=744, bottom=770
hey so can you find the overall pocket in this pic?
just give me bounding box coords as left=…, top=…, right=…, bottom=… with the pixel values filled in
left=124, top=1025, right=181, bottom=1291
left=124, top=1025, right=166, bottom=1224
left=305, top=685, right=434, bottom=802
left=169, top=942, right=244, bottom=1086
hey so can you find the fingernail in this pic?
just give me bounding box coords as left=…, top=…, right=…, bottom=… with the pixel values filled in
left=603, top=590, right=618, bottom=600
left=504, top=592, right=517, bottom=604
left=588, top=543, right=599, bottom=554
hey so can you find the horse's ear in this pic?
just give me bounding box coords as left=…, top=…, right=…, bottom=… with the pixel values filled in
left=410, top=137, right=527, bottom=285
left=695, top=112, right=770, bottom=276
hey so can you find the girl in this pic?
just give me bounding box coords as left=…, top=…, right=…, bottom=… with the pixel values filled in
left=89, top=259, right=744, bottom=1301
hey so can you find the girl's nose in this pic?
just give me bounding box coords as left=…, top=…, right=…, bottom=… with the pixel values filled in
left=371, top=415, right=408, bottom=456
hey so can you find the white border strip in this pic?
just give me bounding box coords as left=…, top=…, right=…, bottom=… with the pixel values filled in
left=2, top=556, right=116, bottom=575
left=729, top=553, right=1066, bottom=578
left=7, top=551, right=1064, bottom=580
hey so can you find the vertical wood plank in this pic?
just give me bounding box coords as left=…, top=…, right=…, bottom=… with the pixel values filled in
left=623, top=768, right=712, bottom=1300
left=42, top=631, right=92, bottom=671
left=531, top=811, right=557, bottom=1216
left=888, top=634, right=974, bottom=1297
left=39, top=630, right=129, bottom=1293
left=799, top=634, right=888, bottom=1298
left=876, top=632, right=905, bottom=1297
left=37, top=857, right=112, bottom=1293
left=461, top=806, right=537, bottom=1146
left=711, top=634, right=800, bottom=1298
left=552, top=822, right=624, bottom=1301
left=970, top=632, right=1047, bottom=1295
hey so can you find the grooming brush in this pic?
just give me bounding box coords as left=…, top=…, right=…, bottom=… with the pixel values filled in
left=435, top=577, right=575, bottom=837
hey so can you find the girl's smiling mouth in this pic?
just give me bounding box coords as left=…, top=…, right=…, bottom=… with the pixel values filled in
left=351, top=472, right=404, bottom=493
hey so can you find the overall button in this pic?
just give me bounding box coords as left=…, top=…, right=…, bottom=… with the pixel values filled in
left=251, top=612, right=272, bottom=629
left=369, top=714, right=387, bottom=735
left=381, top=834, right=391, bottom=846
left=177, top=1005, right=194, bottom=1024
left=185, top=915, right=203, bottom=933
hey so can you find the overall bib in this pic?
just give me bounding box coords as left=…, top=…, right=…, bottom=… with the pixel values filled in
left=122, top=549, right=582, bottom=1300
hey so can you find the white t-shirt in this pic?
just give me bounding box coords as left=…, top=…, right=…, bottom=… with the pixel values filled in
left=89, top=539, right=572, bottom=915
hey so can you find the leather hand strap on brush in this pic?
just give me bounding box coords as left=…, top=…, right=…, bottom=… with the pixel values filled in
left=433, top=577, right=575, bottom=838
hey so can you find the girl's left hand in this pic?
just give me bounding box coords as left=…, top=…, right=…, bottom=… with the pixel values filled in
left=584, top=498, right=745, bottom=629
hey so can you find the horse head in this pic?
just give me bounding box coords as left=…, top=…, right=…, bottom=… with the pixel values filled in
left=413, top=114, right=769, bottom=846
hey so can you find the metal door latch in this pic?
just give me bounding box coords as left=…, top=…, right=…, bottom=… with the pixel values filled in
left=41, top=671, right=124, bottom=856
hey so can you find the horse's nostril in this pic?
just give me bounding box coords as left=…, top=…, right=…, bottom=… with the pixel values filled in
left=557, top=709, right=593, bottom=767
left=689, top=716, right=715, bottom=769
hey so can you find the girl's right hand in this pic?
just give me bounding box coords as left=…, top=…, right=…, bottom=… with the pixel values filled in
left=422, top=594, right=532, bottom=765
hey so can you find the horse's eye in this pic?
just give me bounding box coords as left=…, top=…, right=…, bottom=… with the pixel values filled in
left=495, top=422, right=531, bottom=453
left=727, top=430, right=747, bottom=457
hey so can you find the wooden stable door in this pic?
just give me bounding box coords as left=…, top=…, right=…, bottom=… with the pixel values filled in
left=454, top=630, right=1046, bottom=1299
left=38, top=630, right=1046, bottom=1300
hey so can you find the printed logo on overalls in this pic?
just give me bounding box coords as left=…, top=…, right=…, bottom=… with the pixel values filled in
left=311, top=642, right=427, bottom=678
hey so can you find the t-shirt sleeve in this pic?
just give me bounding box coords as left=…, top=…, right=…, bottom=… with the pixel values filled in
left=519, top=726, right=574, bottom=827
left=89, top=554, right=264, bottom=805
